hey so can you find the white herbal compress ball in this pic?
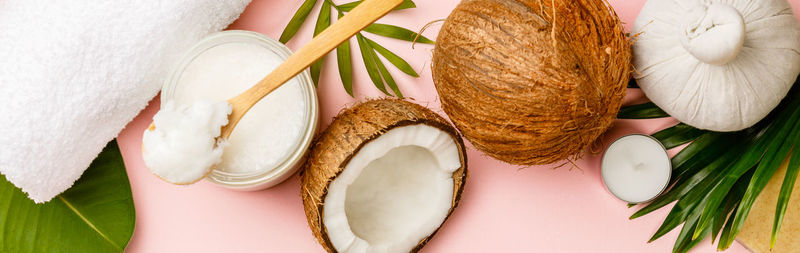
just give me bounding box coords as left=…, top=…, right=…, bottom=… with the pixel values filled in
left=633, top=0, right=800, bottom=131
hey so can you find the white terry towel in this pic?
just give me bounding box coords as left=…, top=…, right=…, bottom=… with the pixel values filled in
left=0, top=0, right=251, bottom=203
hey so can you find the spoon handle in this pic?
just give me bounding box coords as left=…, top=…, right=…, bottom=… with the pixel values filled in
left=222, top=0, right=404, bottom=138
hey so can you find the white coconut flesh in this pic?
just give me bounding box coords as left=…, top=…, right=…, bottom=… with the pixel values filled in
left=322, top=124, right=461, bottom=253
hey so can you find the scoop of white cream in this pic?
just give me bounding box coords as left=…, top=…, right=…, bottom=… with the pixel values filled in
left=142, top=99, right=232, bottom=184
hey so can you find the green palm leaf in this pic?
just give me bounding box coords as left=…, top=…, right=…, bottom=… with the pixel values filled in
left=310, top=0, right=332, bottom=85
left=718, top=106, right=800, bottom=249
left=334, top=11, right=354, bottom=96
left=718, top=205, right=740, bottom=251
left=279, top=0, right=318, bottom=44
left=645, top=152, right=738, bottom=241
left=356, top=34, right=390, bottom=96
left=364, top=23, right=435, bottom=44
left=711, top=169, right=752, bottom=243
left=694, top=97, right=800, bottom=242
left=670, top=132, right=740, bottom=184
left=652, top=123, right=707, bottom=149
left=629, top=134, right=742, bottom=219
left=281, top=0, right=425, bottom=97
left=672, top=202, right=710, bottom=253
left=336, top=40, right=354, bottom=96
left=337, top=0, right=416, bottom=11
left=365, top=37, right=419, bottom=77
left=617, top=102, right=669, bottom=119
left=626, top=76, right=800, bottom=252
left=772, top=147, right=800, bottom=248
left=370, top=47, right=403, bottom=98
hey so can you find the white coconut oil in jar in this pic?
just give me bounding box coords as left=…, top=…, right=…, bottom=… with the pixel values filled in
left=162, top=30, right=318, bottom=190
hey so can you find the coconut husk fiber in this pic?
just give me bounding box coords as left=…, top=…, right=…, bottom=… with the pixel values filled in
left=300, top=99, right=468, bottom=252
left=432, top=0, right=631, bottom=165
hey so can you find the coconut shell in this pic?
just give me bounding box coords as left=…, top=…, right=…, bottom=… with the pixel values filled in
left=300, top=99, right=468, bottom=253
left=432, top=0, right=631, bottom=165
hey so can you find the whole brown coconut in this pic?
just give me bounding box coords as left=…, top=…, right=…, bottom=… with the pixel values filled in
left=432, top=0, right=631, bottom=165
left=301, top=99, right=467, bottom=252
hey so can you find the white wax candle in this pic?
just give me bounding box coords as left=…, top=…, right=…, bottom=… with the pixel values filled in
left=601, top=134, right=671, bottom=203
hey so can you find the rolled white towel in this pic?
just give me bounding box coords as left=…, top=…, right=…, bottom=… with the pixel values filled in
left=0, top=0, right=251, bottom=203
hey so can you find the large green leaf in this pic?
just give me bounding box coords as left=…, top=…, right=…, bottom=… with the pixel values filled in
left=0, top=140, right=135, bottom=252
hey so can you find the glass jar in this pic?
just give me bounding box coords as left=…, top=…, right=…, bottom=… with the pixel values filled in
left=162, top=30, right=318, bottom=190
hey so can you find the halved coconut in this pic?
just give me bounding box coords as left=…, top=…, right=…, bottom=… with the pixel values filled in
left=301, top=99, right=467, bottom=253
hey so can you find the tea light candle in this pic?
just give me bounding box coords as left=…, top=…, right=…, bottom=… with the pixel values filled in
left=601, top=134, right=671, bottom=203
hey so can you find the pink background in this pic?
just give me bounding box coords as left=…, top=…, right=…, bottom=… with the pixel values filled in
left=118, top=0, right=800, bottom=252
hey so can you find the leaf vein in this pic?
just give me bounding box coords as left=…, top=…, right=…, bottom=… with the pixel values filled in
left=58, top=196, right=121, bottom=250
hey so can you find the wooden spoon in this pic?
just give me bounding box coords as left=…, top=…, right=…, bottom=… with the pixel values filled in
left=149, top=0, right=404, bottom=139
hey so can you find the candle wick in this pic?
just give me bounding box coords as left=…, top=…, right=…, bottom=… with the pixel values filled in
left=634, top=162, right=646, bottom=170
